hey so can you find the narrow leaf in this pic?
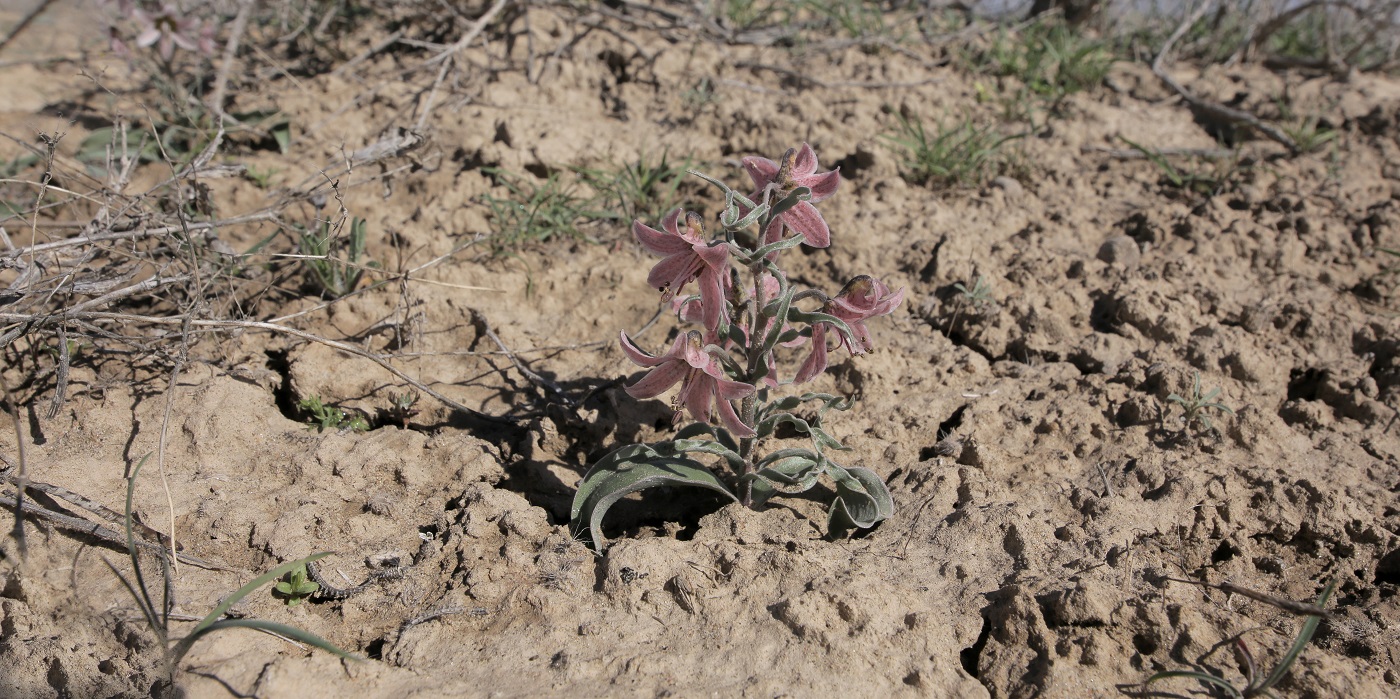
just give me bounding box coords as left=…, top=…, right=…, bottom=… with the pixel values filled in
left=194, top=619, right=358, bottom=661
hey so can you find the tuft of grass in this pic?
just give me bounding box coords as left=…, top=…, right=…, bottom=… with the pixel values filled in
left=1168, top=371, right=1235, bottom=434
left=971, top=19, right=1114, bottom=108
left=106, top=456, right=355, bottom=693
left=574, top=150, right=693, bottom=225
left=297, top=216, right=376, bottom=299
left=882, top=113, right=1024, bottom=188
left=1119, top=136, right=1246, bottom=198
left=1141, top=578, right=1338, bottom=699
left=478, top=168, right=608, bottom=253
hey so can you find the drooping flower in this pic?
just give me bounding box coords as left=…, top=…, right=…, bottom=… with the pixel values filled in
left=633, top=209, right=732, bottom=332
left=620, top=330, right=755, bottom=437
left=795, top=275, right=904, bottom=384
left=133, top=4, right=216, bottom=61
left=742, top=142, right=841, bottom=249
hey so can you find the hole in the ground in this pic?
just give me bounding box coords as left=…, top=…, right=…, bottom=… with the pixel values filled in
left=960, top=615, right=990, bottom=678
left=1287, top=367, right=1327, bottom=401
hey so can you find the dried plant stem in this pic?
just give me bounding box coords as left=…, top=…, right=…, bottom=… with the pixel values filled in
left=208, top=0, right=254, bottom=117
left=1152, top=1, right=1300, bottom=154
left=0, top=371, right=29, bottom=558
left=0, top=311, right=520, bottom=424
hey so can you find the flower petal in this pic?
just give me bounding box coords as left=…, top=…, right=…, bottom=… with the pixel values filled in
left=781, top=201, right=831, bottom=248
left=633, top=219, right=690, bottom=256
left=619, top=330, right=670, bottom=367
left=794, top=323, right=829, bottom=384
left=647, top=252, right=701, bottom=295
left=714, top=376, right=755, bottom=400
left=679, top=373, right=714, bottom=424
left=792, top=143, right=818, bottom=177
left=715, top=396, right=756, bottom=438
left=626, top=360, right=687, bottom=399
left=742, top=156, right=779, bottom=188
left=798, top=168, right=840, bottom=202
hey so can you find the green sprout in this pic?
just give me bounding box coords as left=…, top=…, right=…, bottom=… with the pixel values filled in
left=1142, top=579, right=1337, bottom=699
left=953, top=276, right=995, bottom=310
left=273, top=563, right=321, bottom=607
left=297, top=216, right=376, bottom=298
left=1168, top=371, right=1235, bottom=433
left=298, top=395, right=370, bottom=433
left=385, top=390, right=420, bottom=428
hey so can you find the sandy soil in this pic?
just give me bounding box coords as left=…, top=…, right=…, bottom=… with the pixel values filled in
left=0, top=2, right=1397, bottom=698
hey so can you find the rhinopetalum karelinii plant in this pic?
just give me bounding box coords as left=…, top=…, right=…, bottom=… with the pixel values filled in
left=571, top=144, right=904, bottom=551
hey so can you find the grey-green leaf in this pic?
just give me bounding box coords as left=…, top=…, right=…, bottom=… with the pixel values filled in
left=571, top=447, right=738, bottom=552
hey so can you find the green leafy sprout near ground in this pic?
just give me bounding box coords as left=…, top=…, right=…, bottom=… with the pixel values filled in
left=1168, top=371, right=1235, bottom=434
left=1140, top=578, right=1338, bottom=699
left=107, top=457, right=353, bottom=693
left=296, top=216, right=377, bottom=299
left=298, top=395, right=370, bottom=433
left=273, top=563, right=321, bottom=607
left=882, top=113, right=1025, bottom=188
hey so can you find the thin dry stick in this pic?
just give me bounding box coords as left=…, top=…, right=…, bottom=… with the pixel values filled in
left=1152, top=1, right=1300, bottom=153
left=208, top=0, right=254, bottom=117
left=0, top=372, right=28, bottom=558
left=0, top=0, right=56, bottom=53
left=0, top=312, right=523, bottom=423
left=0, top=465, right=173, bottom=547
left=423, top=0, right=511, bottom=68
left=415, top=0, right=511, bottom=129
left=0, top=494, right=227, bottom=570
left=155, top=317, right=190, bottom=576
left=1163, top=577, right=1334, bottom=618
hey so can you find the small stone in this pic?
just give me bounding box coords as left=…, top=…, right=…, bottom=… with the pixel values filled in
left=1097, top=236, right=1141, bottom=268
left=990, top=176, right=1024, bottom=197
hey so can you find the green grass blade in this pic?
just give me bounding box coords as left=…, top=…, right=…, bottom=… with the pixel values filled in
left=1144, top=670, right=1245, bottom=699
left=123, top=454, right=162, bottom=638
left=1254, top=578, right=1337, bottom=693
left=191, top=552, right=333, bottom=636
left=193, top=619, right=359, bottom=662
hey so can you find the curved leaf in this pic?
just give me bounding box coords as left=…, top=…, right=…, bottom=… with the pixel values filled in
left=571, top=447, right=738, bottom=552
left=826, top=463, right=893, bottom=539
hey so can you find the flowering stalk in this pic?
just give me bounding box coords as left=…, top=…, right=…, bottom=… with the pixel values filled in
left=572, top=144, right=902, bottom=551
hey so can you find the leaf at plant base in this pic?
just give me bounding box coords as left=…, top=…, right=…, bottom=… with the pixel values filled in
left=826, top=464, right=893, bottom=539
left=745, top=453, right=823, bottom=507
left=570, top=445, right=737, bottom=552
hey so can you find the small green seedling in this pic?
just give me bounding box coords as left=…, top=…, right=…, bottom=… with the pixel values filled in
left=106, top=456, right=354, bottom=692
left=243, top=165, right=279, bottom=188
left=1283, top=115, right=1337, bottom=155
left=1168, top=371, right=1235, bottom=433
left=1142, top=578, right=1337, bottom=699
left=273, top=563, right=320, bottom=606
left=298, top=395, right=370, bottom=433
left=385, top=390, right=420, bottom=428
left=479, top=168, right=607, bottom=253
left=953, top=276, right=994, bottom=309
left=297, top=216, right=376, bottom=298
